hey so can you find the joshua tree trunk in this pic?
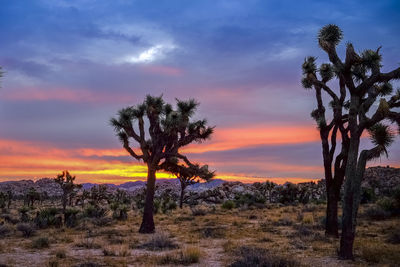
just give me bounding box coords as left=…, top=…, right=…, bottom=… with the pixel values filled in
left=139, top=165, right=157, bottom=233
left=325, top=183, right=340, bottom=237
left=339, top=135, right=360, bottom=259
left=179, top=183, right=186, bottom=209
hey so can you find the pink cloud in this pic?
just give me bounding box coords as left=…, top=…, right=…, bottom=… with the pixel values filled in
left=2, top=87, right=136, bottom=104
left=140, top=65, right=183, bottom=76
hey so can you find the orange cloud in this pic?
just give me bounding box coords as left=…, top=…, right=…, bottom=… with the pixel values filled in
left=182, top=124, right=320, bottom=153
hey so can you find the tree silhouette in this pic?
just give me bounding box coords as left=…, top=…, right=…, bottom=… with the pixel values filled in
left=111, top=95, right=213, bottom=233
left=54, top=171, right=81, bottom=216
left=301, top=30, right=350, bottom=237
left=303, top=24, right=400, bottom=259
left=164, top=161, right=214, bottom=208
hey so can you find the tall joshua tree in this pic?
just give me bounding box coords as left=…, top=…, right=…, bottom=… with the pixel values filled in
left=55, top=170, right=81, bottom=215
left=165, top=161, right=214, bottom=208
left=301, top=50, right=350, bottom=237
left=111, top=95, right=213, bottom=233
left=304, top=24, right=400, bottom=259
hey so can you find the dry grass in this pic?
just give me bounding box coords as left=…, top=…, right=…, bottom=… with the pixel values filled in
left=0, top=200, right=399, bottom=266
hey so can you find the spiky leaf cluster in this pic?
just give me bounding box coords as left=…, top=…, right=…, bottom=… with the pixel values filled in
left=310, top=109, right=326, bottom=128
left=367, top=123, right=395, bottom=158
left=318, top=24, right=343, bottom=49
left=361, top=49, right=382, bottom=70
left=301, top=77, right=313, bottom=89
left=378, top=82, right=393, bottom=96
left=319, top=63, right=334, bottom=82
left=302, top=56, right=317, bottom=75
left=351, top=64, right=367, bottom=83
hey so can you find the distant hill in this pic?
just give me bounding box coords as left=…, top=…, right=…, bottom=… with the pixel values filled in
left=1, top=166, right=398, bottom=198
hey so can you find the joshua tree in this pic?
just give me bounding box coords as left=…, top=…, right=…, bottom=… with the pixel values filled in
left=24, top=187, right=41, bottom=207
left=88, top=185, right=108, bottom=206
left=303, top=24, right=400, bottom=259
left=6, top=190, right=12, bottom=209
left=111, top=95, right=213, bottom=233
left=54, top=171, right=81, bottom=215
left=302, top=50, right=350, bottom=236
left=254, top=181, right=276, bottom=203
left=166, top=162, right=214, bottom=208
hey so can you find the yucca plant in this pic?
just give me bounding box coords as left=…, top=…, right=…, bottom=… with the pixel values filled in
left=110, top=95, right=214, bottom=233
left=303, top=24, right=400, bottom=259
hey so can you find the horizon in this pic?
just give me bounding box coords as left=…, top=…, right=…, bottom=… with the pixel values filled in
left=1, top=1, right=400, bottom=184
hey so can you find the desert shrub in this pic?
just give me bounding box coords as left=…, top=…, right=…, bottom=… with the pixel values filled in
left=360, top=188, right=376, bottom=204
left=103, top=248, right=116, bottom=256
left=301, top=204, right=317, bottom=212
left=18, top=206, right=30, bottom=222
left=301, top=214, right=314, bottom=224
left=190, top=206, right=207, bottom=216
left=159, top=247, right=201, bottom=265
left=75, top=237, right=102, bottom=249
left=386, top=228, right=400, bottom=244
left=234, top=193, right=266, bottom=208
left=291, top=224, right=324, bottom=241
left=65, top=208, right=80, bottom=227
left=83, top=205, right=108, bottom=218
left=139, top=232, right=178, bottom=251
left=92, top=217, right=113, bottom=227
left=0, top=224, right=12, bottom=237
left=200, top=226, right=226, bottom=238
left=272, top=218, right=293, bottom=226
left=2, top=214, right=19, bottom=224
left=110, top=203, right=129, bottom=221
left=54, top=249, right=67, bottom=259
left=229, top=246, right=298, bottom=267
left=48, top=259, right=59, bottom=267
left=74, top=263, right=100, bottom=267
left=161, top=198, right=177, bottom=214
left=32, top=236, right=50, bottom=249
left=377, top=197, right=396, bottom=211
left=34, top=208, right=62, bottom=229
left=16, top=223, right=35, bottom=237
left=364, top=205, right=390, bottom=220
left=222, top=200, right=236, bottom=210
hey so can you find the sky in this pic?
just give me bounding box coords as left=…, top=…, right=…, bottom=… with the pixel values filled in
left=0, top=0, right=399, bottom=184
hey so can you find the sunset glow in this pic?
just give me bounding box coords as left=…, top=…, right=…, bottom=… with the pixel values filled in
left=1, top=1, right=399, bottom=184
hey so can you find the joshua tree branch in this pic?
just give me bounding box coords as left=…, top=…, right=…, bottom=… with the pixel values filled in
left=121, top=134, right=144, bottom=160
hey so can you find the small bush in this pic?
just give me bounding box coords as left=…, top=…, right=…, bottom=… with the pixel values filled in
left=83, top=205, right=108, bottom=218
left=302, top=214, right=314, bottom=225
left=34, top=208, right=62, bottom=229
left=364, top=205, right=390, bottom=220
left=103, top=248, right=116, bottom=256
left=0, top=224, right=12, bottom=237
left=92, top=217, right=112, bottom=227
left=16, top=223, right=35, bottom=237
left=74, top=263, right=100, bottom=267
left=65, top=208, right=80, bottom=227
left=222, top=200, right=236, bottom=210
left=272, top=218, right=293, bottom=226
left=200, top=226, right=226, bottom=238
left=158, top=247, right=201, bottom=265
left=377, top=197, right=396, bottom=212
left=75, top=237, right=102, bottom=249
left=139, top=232, right=178, bottom=251
left=54, top=249, right=67, bottom=259
left=191, top=206, right=207, bottom=216
left=48, top=259, right=59, bottom=267
left=18, top=206, right=30, bottom=222
left=32, top=236, right=50, bottom=249
left=386, top=229, right=400, bottom=244
left=229, top=246, right=298, bottom=267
